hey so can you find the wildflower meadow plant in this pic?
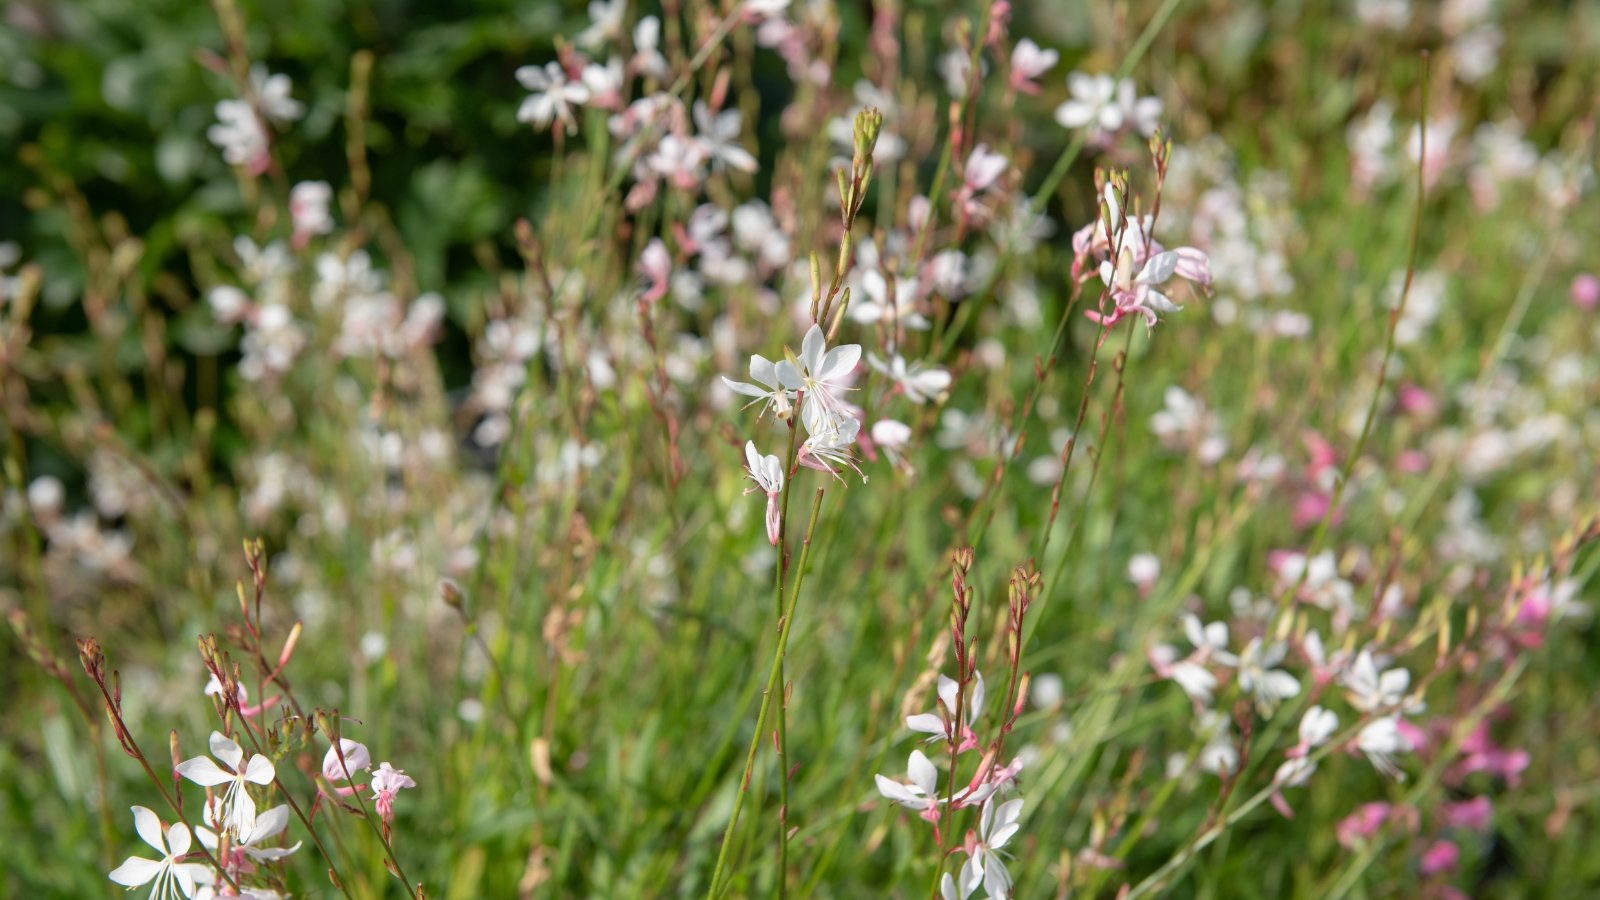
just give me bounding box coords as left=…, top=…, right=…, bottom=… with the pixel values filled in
left=2, top=0, right=1598, bottom=897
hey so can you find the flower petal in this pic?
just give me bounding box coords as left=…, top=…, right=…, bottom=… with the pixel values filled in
left=208, top=732, right=244, bottom=771
left=244, top=753, right=277, bottom=785
left=108, top=856, right=163, bottom=887
left=166, top=821, right=192, bottom=857
left=175, top=756, right=234, bottom=787
left=131, top=805, right=165, bottom=853
left=907, top=749, right=938, bottom=795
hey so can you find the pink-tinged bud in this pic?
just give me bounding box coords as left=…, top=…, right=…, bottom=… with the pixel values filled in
left=1440, top=796, right=1493, bottom=832
left=1571, top=273, right=1599, bottom=310
left=1420, top=839, right=1460, bottom=877
left=765, top=493, right=782, bottom=546
left=322, top=739, right=372, bottom=781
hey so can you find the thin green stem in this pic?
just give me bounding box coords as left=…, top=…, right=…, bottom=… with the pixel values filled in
left=707, top=487, right=827, bottom=899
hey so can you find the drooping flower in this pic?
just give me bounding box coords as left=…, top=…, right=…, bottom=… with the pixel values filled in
left=743, top=441, right=785, bottom=546
left=174, top=732, right=276, bottom=840
left=321, top=738, right=372, bottom=782
left=961, top=796, right=1024, bottom=898
left=108, top=806, right=213, bottom=900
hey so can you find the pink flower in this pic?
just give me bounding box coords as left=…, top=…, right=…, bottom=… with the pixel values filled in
left=1420, top=839, right=1459, bottom=877
left=1441, top=796, right=1493, bottom=832
left=638, top=239, right=671, bottom=305
left=1008, top=38, right=1058, bottom=94
left=370, top=762, right=416, bottom=823
left=1572, top=273, right=1600, bottom=310
left=1337, top=802, right=1393, bottom=848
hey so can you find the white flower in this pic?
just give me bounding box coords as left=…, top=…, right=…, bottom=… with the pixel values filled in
left=940, top=871, right=973, bottom=900
left=869, top=354, right=952, bottom=404
left=516, top=62, right=592, bottom=135
left=289, top=181, right=333, bottom=240
left=632, top=17, right=670, bottom=80
left=1197, top=711, right=1238, bottom=775
left=108, top=806, right=213, bottom=900
left=1229, top=638, right=1301, bottom=711
left=249, top=66, right=303, bottom=123
left=580, top=57, right=625, bottom=108
left=174, top=732, right=276, bottom=840
left=1182, top=613, right=1231, bottom=659
left=321, top=738, right=372, bottom=781
left=1341, top=650, right=1421, bottom=715
left=776, top=324, right=861, bottom=414
left=1010, top=38, right=1059, bottom=90
left=1127, top=553, right=1161, bottom=586
left=1297, top=705, right=1339, bottom=749
left=693, top=101, right=759, bottom=173
left=196, top=803, right=301, bottom=862
left=960, top=796, right=1024, bottom=898
left=797, top=405, right=864, bottom=480
left=207, top=99, right=267, bottom=168
left=721, top=354, right=796, bottom=420
left=574, top=0, right=626, bottom=49
left=875, top=748, right=941, bottom=815
left=1054, top=72, right=1161, bottom=141
left=905, top=673, right=985, bottom=749
left=1358, top=715, right=1412, bottom=780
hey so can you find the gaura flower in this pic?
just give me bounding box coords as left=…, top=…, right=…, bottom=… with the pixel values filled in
left=175, top=732, right=276, bottom=840
left=196, top=803, right=301, bottom=864
left=370, top=762, right=417, bottom=823
left=321, top=738, right=372, bottom=782
left=961, top=796, right=1024, bottom=898
left=905, top=673, right=985, bottom=752
left=875, top=749, right=943, bottom=824
left=776, top=324, right=861, bottom=414
left=797, top=404, right=865, bottom=481
left=515, top=62, right=592, bottom=135
left=108, top=806, right=213, bottom=900
left=868, top=353, right=952, bottom=405
left=721, top=355, right=797, bottom=420
left=743, top=441, right=785, bottom=545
